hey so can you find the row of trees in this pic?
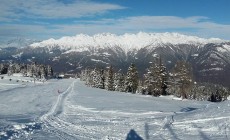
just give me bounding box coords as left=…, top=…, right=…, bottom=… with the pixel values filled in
left=80, top=59, right=230, bottom=102
left=0, top=62, right=53, bottom=79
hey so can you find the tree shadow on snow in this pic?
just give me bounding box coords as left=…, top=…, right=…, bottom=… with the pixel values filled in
left=144, top=123, right=150, bottom=140
left=180, top=107, right=198, bottom=112
left=163, top=123, right=181, bottom=140
left=192, top=123, right=210, bottom=140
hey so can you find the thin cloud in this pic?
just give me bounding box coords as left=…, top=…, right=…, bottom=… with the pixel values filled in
left=73, top=16, right=212, bottom=30
left=0, top=0, right=125, bottom=21
left=70, top=16, right=230, bottom=39
left=0, top=16, right=230, bottom=41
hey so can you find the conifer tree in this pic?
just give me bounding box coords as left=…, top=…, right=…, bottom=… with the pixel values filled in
left=80, top=69, right=89, bottom=81
left=0, top=64, right=4, bottom=74
left=143, top=58, right=168, bottom=96
left=114, top=72, right=125, bottom=92
left=0, top=64, right=8, bottom=74
left=0, top=62, right=53, bottom=80
left=7, top=63, right=15, bottom=76
left=40, top=65, right=46, bottom=79
left=97, top=69, right=105, bottom=89
left=91, top=68, right=99, bottom=87
left=47, top=65, right=53, bottom=78
left=143, top=65, right=155, bottom=95
left=84, top=69, right=92, bottom=86
left=158, top=62, right=168, bottom=95
left=20, top=64, right=27, bottom=76
left=173, top=61, right=193, bottom=99
left=125, top=63, right=138, bottom=93
left=105, top=66, right=114, bottom=91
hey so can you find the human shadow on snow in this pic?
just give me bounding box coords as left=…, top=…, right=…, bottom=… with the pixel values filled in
left=126, top=129, right=144, bottom=140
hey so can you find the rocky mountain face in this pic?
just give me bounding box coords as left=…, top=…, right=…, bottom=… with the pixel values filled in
left=0, top=33, right=230, bottom=87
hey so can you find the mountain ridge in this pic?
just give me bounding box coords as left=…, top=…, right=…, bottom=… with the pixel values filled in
left=0, top=32, right=230, bottom=87
left=0, top=37, right=38, bottom=48
left=30, top=32, right=227, bottom=53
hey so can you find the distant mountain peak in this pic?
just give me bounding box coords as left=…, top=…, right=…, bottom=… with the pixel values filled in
left=0, top=37, right=38, bottom=48
left=30, top=32, right=226, bottom=53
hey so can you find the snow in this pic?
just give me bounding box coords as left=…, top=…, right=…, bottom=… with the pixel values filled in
left=12, top=52, right=23, bottom=58
left=12, top=73, right=24, bottom=77
left=30, top=32, right=226, bottom=54
left=217, top=45, right=230, bottom=53
left=1, top=77, right=230, bottom=139
left=0, top=38, right=38, bottom=48
left=192, top=53, right=199, bottom=57
left=200, top=67, right=223, bottom=72
left=13, top=124, right=26, bottom=130
left=66, top=62, right=73, bottom=66
left=102, top=52, right=111, bottom=56
left=91, top=59, right=109, bottom=64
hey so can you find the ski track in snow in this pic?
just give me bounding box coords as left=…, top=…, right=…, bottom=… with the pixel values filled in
left=38, top=80, right=153, bottom=139
left=39, top=80, right=103, bottom=139
left=41, top=79, right=230, bottom=140
left=40, top=80, right=119, bottom=139
left=38, top=79, right=230, bottom=140
left=1, top=78, right=230, bottom=139
left=40, top=80, right=78, bottom=139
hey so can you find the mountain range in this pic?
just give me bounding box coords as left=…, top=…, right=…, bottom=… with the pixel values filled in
left=0, top=32, right=230, bottom=87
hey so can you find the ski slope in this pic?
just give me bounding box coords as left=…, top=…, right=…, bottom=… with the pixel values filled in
left=1, top=76, right=230, bottom=140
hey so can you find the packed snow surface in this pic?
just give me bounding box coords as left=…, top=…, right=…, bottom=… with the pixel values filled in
left=1, top=76, right=230, bottom=139
left=30, top=32, right=225, bottom=53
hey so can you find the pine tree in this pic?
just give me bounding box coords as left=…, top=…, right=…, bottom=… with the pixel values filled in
left=14, top=63, right=21, bottom=73
left=125, top=63, right=139, bottom=93
left=159, top=62, right=168, bottom=95
left=114, top=72, right=125, bottom=92
left=143, top=59, right=168, bottom=96
left=105, top=66, right=114, bottom=91
left=0, top=64, right=5, bottom=74
left=80, top=69, right=88, bottom=81
left=0, top=62, right=53, bottom=80
left=84, top=69, right=92, bottom=86
left=173, top=61, right=193, bottom=99
left=143, top=66, right=155, bottom=95
left=98, top=69, right=105, bottom=89
left=137, top=80, right=144, bottom=94
left=46, top=65, right=53, bottom=78
left=91, top=68, right=99, bottom=87
left=20, top=64, right=27, bottom=76
left=40, top=65, right=46, bottom=79
left=7, top=63, right=15, bottom=76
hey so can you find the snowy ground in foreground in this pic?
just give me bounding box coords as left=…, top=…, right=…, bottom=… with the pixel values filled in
left=0, top=76, right=230, bottom=140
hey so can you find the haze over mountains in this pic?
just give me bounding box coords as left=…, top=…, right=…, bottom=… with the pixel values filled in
left=0, top=32, right=230, bottom=87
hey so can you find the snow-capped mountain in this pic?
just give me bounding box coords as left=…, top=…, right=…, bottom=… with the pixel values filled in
left=30, top=32, right=225, bottom=53
left=0, top=37, right=38, bottom=48
left=0, top=32, right=230, bottom=87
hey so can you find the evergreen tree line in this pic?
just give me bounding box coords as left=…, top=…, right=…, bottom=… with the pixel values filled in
left=80, top=60, right=230, bottom=102
left=0, top=62, right=53, bottom=79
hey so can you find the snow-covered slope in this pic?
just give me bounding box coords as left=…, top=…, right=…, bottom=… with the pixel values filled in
left=30, top=32, right=226, bottom=53
left=1, top=78, right=230, bottom=139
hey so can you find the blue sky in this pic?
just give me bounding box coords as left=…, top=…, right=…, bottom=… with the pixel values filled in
left=0, top=0, right=230, bottom=42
